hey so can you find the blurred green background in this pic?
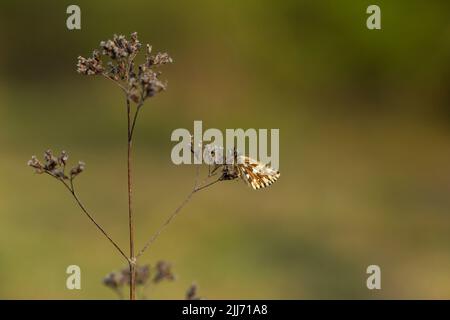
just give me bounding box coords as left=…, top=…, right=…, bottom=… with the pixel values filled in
left=1, top=0, right=450, bottom=299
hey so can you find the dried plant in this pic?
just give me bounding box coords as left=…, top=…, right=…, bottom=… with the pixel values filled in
left=102, top=261, right=187, bottom=299
left=27, top=32, right=234, bottom=300
left=186, top=283, right=201, bottom=300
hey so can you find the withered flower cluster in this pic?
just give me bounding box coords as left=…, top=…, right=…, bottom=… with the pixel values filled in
left=104, top=264, right=150, bottom=290
left=103, top=261, right=201, bottom=299
left=77, top=32, right=172, bottom=105
left=27, top=150, right=85, bottom=181
left=153, top=260, right=176, bottom=283
left=186, top=283, right=201, bottom=300
left=103, top=261, right=175, bottom=295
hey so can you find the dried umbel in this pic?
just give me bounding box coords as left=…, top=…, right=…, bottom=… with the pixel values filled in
left=103, top=271, right=126, bottom=290
left=153, top=260, right=175, bottom=283
left=76, top=51, right=104, bottom=75
left=27, top=150, right=85, bottom=181
left=77, top=32, right=172, bottom=105
left=104, top=264, right=151, bottom=290
left=103, top=261, right=181, bottom=299
left=121, top=264, right=151, bottom=285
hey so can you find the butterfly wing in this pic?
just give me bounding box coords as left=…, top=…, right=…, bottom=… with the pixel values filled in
left=236, top=156, right=280, bottom=190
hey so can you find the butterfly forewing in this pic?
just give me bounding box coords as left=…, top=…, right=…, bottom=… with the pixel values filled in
left=236, top=156, right=280, bottom=190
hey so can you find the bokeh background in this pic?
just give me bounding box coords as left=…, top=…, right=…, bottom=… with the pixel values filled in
left=1, top=0, right=450, bottom=299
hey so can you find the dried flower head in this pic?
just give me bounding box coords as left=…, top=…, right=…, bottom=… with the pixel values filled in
left=27, top=156, right=44, bottom=174
left=153, top=260, right=175, bottom=283
left=103, top=272, right=124, bottom=289
left=100, top=33, right=141, bottom=59
left=102, top=261, right=197, bottom=299
left=70, top=161, right=85, bottom=178
left=186, top=283, right=201, bottom=300
left=58, top=150, right=69, bottom=166
left=76, top=51, right=104, bottom=75
left=147, top=52, right=173, bottom=67
left=119, top=264, right=150, bottom=286
left=28, top=150, right=85, bottom=181
left=77, top=32, right=172, bottom=105
left=135, top=265, right=150, bottom=285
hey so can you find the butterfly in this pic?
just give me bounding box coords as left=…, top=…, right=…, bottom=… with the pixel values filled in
left=205, top=145, right=280, bottom=190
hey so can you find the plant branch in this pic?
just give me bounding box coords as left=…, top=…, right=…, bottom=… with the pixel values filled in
left=52, top=174, right=129, bottom=262
left=129, top=102, right=143, bottom=140
left=194, top=177, right=222, bottom=192
left=136, top=167, right=220, bottom=258
left=101, top=73, right=127, bottom=93
left=126, top=95, right=137, bottom=300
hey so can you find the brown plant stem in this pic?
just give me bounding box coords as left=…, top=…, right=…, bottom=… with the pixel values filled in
left=54, top=175, right=129, bottom=262
left=136, top=170, right=221, bottom=258
left=101, top=73, right=127, bottom=93
left=129, top=103, right=143, bottom=140
left=126, top=96, right=137, bottom=300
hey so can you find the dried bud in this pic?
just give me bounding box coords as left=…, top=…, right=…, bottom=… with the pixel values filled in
left=129, top=88, right=141, bottom=104
left=100, top=34, right=130, bottom=59
left=70, top=161, right=85, bottom=178
left=147, top=52, right=173, bottom=67
left=153, top=261, right=175, bottom=283
left=27, top=156, right=44, bottom=174
left=118, top=264, right=149, bottom=286
left=128, top=32, right=141, bottom=55
left=103, top=272, right=123, bottom=289
left=77, top=52, right=104, bottom=75
left=58, top=150, right=69, bottom=166
left=135, top=265, right=150, bottom=285
left=186, top=283, right=201, bottom=300
left=139, top=69, right=167, bottom=98
left=44, top=150, right=58, bottom=171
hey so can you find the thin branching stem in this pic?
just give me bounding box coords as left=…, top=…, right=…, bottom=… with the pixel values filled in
left=101, top=73, right=127, bottom=93
left=129, top=102, right=143, bottom=140
left=136, top=167, right=220, bottom=258
left=194, top=177, right=222, bottom=192
left=47, top=173, right=129, bottom=262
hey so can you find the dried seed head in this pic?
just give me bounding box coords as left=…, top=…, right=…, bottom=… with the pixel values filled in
left=28, top=150, right=83, bottom=181
left=44, top=149, right=58, bottom=171
left=103, top=272, right=123, bottom=289
left=129, top=88, right=141, bottom=104
left=70, top=161, right=85, bottom=178
left=77, top=32, right=172, bottom=105
left=77, top=54, right=104, bottom=75
left=117, top=264, right=150, bottom=286
left=153, top=261, right=175, bottom=283
left=27, top=156, right=44, bottom=174
left=147, top=52, right=173, bottom=67
left=135, top=265, right=150, bottom=285
left=129, top=32, right=142, bottom=55
left=139, top=69, right=167, bottom=99
left=100, top=37, right=126, bottom=59
left=186, top=283, right=201, bottom=300
left=58, top=150, right=69, bottom=166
